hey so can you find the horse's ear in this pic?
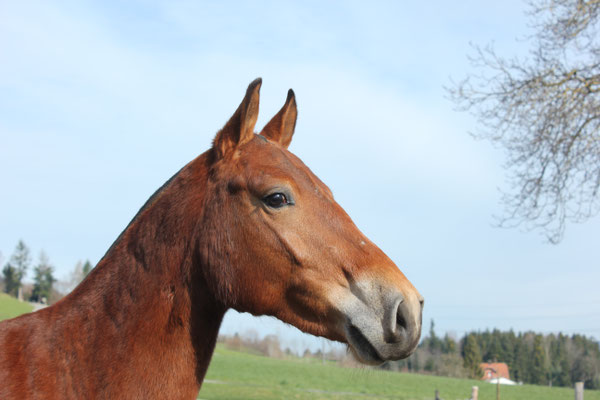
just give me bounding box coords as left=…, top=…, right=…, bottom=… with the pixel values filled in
left=260, top=89, right=297, bottom=149
left=213, top=78, right=262, bottom=159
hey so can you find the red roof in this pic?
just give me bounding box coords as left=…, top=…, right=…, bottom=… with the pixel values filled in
left=480, top=363, right=510, bottom=380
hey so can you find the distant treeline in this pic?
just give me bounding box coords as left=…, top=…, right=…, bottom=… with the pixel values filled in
left=1, top=240, right=92, bottom=305
left=387, top=321, right=600, bottom=389
left=220, top=322, right=599, bottom=390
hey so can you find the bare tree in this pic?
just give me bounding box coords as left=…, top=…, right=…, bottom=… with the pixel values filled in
left=55, top=260, right=83, bottom=295
left=448, top=0, right=600, bottom=243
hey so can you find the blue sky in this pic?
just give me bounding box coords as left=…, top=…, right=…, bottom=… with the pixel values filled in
left=1, top=1, right=599, bottom=351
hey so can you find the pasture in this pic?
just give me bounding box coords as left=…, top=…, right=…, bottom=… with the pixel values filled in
left=1, top=301, right=597, bottom=400
left=201, top=346, right=600, bottom=400
left=0, top=293, right=33, bottom=321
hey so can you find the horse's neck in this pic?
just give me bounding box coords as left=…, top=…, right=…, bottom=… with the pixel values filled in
left=55, top=163, right=223, bottom=397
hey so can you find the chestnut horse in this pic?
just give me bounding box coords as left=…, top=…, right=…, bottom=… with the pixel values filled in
left=0, top=79, right=423, bottom=399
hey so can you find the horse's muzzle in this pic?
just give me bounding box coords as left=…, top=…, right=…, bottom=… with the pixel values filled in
left=337, top=280, right=423, bottom=365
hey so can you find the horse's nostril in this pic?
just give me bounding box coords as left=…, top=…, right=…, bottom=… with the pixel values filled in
left=396, top=308, right=408, bottom=331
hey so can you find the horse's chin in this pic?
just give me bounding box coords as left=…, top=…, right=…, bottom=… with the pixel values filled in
left=342, top=320, right=420, bottom=365
left=345, top=326, right=385, bottom=366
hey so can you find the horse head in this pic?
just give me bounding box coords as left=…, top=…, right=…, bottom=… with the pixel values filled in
left=196, top=79, right=423, bottom=364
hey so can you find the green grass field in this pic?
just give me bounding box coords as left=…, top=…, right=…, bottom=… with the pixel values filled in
left=201, top=346, right=600, bottom=400
left=0, top=292, right=33, bottom=321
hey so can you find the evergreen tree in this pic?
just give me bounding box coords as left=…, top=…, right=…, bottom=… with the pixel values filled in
left=82, top=260, right=92, bottom=276
left=512, top=334, right=529, bottom=383
left=2, top=240, right=31, bottom=297
left=2, top=264, right=19, bottom=296
left=30, top=252, right=56, bottom=303
left=428, top=319, right=442, bottom=352
left=462, top=333, right=482, bottom=378
left=412, top=349, right=420, bottom=372
left=443, top=333, right=456, bottom=354
left=530, top=335, right=548, bottom=385
left=548, top=334, right=571, bottom=387
left=501, top=330, right=516, bottom=366
left=488, top=329, right=503, bottom=362
left=480, top=330, right=492, bottom=361
left=424, top=357, right=435, bottom=372
left=557, top=356, right=571, bottom=387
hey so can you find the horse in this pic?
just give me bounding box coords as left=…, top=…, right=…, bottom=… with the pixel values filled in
left=0, top=78, right=423, bottom=399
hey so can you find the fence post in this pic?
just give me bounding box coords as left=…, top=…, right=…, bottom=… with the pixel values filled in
left=471, top=385, right=478, bottom=400
left=497, top=378, right=500, bottom=400
left=575, top=381, right=584, bottom=400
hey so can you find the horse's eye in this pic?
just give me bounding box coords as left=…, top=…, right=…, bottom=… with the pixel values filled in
left=263, top=193, right=288, bottom=208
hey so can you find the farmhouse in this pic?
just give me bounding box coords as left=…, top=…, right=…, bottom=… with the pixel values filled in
left=480, top=362, right=510, bottom=380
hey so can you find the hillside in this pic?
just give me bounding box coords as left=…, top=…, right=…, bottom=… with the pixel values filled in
left=200, top=346, right=600, bottom=400
left=0, top=293, right=33, bottom=321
